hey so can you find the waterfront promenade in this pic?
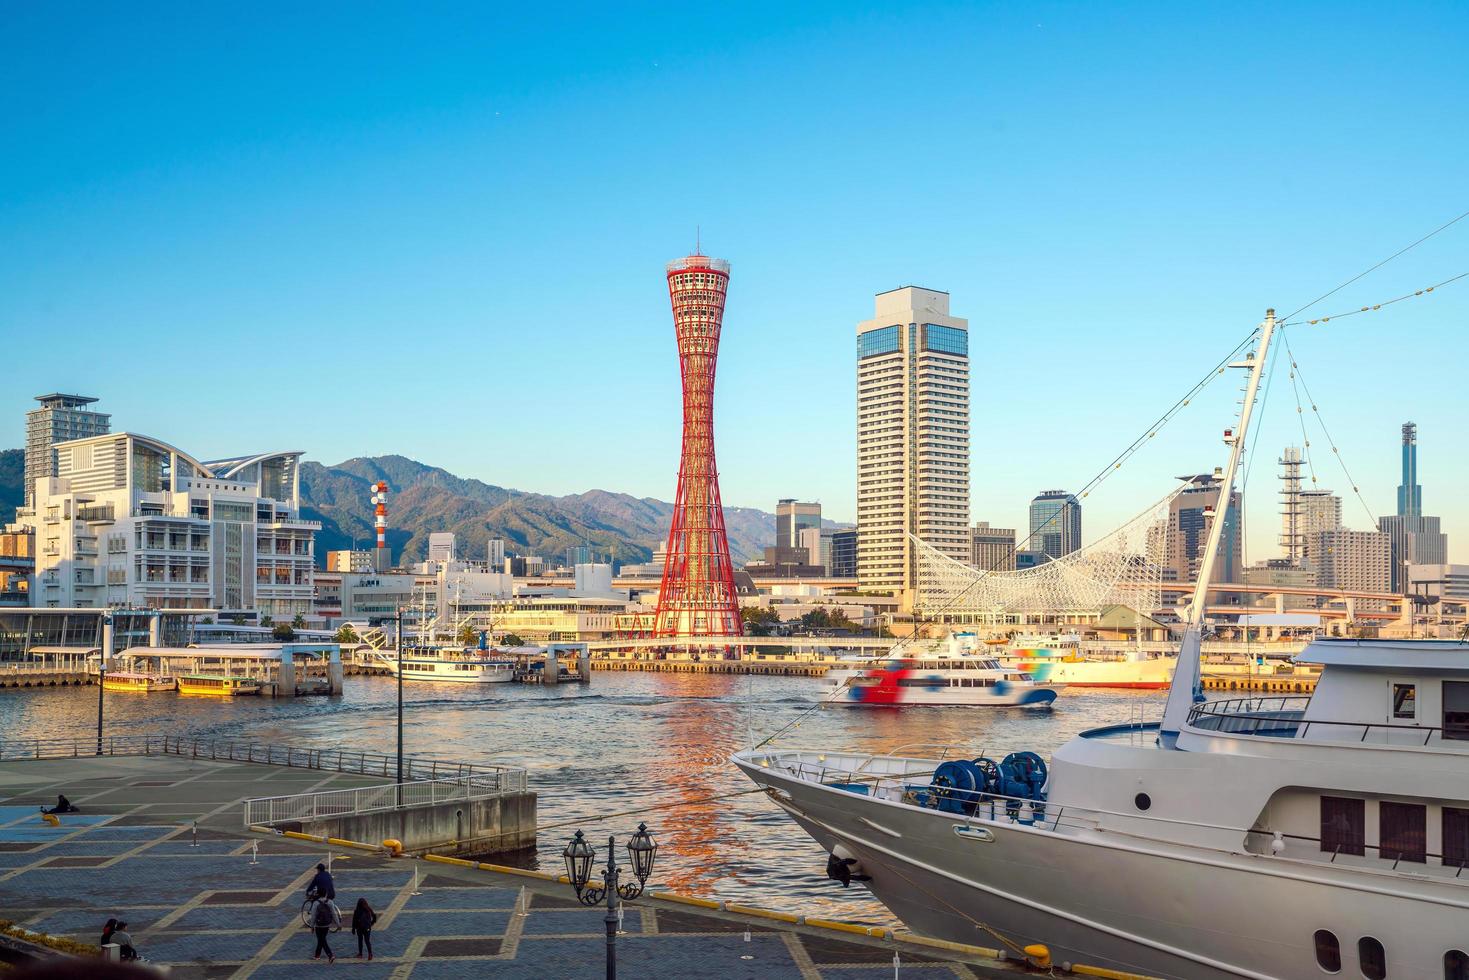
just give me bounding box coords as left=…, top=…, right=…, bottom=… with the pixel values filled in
left=0, top=754, right=1027, bottom=979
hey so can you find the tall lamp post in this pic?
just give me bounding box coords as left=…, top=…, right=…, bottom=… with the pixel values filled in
left=95, top=613, right=111, bottom=755
left=395, top=606, right=405, bottom=796
left=563, top=824, right=658, bottom=980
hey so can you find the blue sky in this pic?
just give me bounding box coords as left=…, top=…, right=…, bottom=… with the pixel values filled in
left=2, top=2, right=1466, bottom=560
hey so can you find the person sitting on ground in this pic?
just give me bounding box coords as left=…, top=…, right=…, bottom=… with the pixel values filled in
left=99, top=918, right=118, bottom=948
left=41, top=795, right=78, bottom=815
left=306, top=862, right=336, bottom=901
left=110, top=922, right=138, bottom=961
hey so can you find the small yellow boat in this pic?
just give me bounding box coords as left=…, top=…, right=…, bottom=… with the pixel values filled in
left=176, top=673, right=263, bottom=697
left=102, top=671, right=176, bottom=693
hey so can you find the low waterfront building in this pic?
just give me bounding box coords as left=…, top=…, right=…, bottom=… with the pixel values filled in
left=11, top=434, right=317, bottom=621
left=489, top=596, right=629, bottom=642
left=324, top=549, right=375, bottom=573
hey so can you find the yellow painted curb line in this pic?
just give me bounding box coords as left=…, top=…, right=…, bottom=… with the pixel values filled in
left=649, top=892, right=722, bottom=910
left=799, top=916, right=875, bottom=940
left=424, top=854, right=477, bottom=868
left=724, top=903, right=802, bottom=924
left=478, top=862, right=558, bottom=881
left=327, top=837, right=380, bottom=852
left=889, top=930, right=1003, bottom=959
left=1072, top=965, right=1160, bottom=980
left=282, top=830, right=327, bottom=843
left=247, top=825, right=272, bottom=834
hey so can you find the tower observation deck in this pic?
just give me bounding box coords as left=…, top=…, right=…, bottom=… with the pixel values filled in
left=653, top=254, right=742, bottom=637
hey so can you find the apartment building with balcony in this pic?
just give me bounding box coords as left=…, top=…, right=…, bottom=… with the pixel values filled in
left=12, top=433, right=317, bottom=621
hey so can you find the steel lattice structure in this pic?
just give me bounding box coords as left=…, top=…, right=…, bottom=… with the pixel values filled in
left=654, top=254, right=743, bottom=637
left=913, top=485, right=1187, bottom=620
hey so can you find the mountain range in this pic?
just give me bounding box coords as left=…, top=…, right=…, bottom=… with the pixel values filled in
left=0, top=449, right=780, bottom=566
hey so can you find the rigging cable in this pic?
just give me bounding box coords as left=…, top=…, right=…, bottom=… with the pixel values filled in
left=1280, top=208, right=1469, bottom=322
left=1280, top=269, right=1469, bottom=327
left=1277, top=329, right=1382, bottom=528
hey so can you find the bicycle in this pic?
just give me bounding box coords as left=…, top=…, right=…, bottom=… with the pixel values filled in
left=300, top=894, right=343, bottom=931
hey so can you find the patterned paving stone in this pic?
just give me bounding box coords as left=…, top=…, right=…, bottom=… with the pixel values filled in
left=421, top=936, right=504, bottom=956
left=170, top=906, right=302, bottom=931
left=383, top=909, right=511, bottom=937
left=118, top=929, right=276, bottom=964
left=400, top=886, right=520, bottom=910
left=518, top=908, right=648, bottom=935
left=249, top=962, right=400, bottom=979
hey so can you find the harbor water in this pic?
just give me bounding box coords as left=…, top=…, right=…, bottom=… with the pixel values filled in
left=0, top=673, right=1164, bottom=924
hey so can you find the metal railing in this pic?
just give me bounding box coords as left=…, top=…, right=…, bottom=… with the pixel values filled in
left=1187, top=696, right=1459, bottom=746
left=0, top=733, right=519, bottom=783
left=243, top=773, right=524, bottom=827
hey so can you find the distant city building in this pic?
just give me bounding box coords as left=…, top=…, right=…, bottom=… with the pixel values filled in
left=1379, top=422, right=1448, bottom=590
left=16, top=433, right=315, bottom=620
left=324, top=549, right=375, bottom=573
left=573, top=563, right=616, bottom=598
left=797, top=526, right=832, bottom=573
left=1244, top=559, right=1319, bottom=610
left=1299, top=490, right=1342, bottom=561
left=566, top=544, right=592, bottom=568
left=1161, top=473, right=1241, bottom=587
left=24, top=394, right=111, bottom=509
left=1406, top=563, right=1469, bottom=606
left=856, top=286, right=970, bottom=604
left=504, top=555, right=545, bottom=577
left=971, top=521, right=1017, bottom=572
left=1398, top=421, right=1422, bottom=517
left=1308, top=528, right=1392, bottom=596
left=428, top=532, right=456, bottom=563
left=1015, top=550, right=1050, bottom=570
left=1029, top=491, right=1081, bottom=559
left=829, top=529, right=858, bottom=578
left=776, top=500, right=821, bottom=550
left=487, top=538, right=506, bottom=570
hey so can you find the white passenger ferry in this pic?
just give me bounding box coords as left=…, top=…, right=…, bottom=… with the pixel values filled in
left=822, top=653, right=1061, bottom=708
left=374, top=649, right=516, bottom=684
left=999, top=633, right=1174, bottom=690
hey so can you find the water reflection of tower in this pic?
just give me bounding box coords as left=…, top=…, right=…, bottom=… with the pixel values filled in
left=654, top=254, right=742, bottom=638
left=647, top=673, right=745, bottom=893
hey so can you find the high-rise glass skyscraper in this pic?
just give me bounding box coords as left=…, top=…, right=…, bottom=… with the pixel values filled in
left=855, top=287, right=970, bottom=606
left=775, top=499, right=821, bottom=549
left=1379, top=420, right=1446, bottom=590
left=1028, top=490, right=1081, bottom=559
left=1398, top=421, right=1422, bottom=518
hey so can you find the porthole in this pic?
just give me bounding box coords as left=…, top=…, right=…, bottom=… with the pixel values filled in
left=1134, top=793, right=1151, bottom=811
left=1358, top=936, right=1385, bottom=980
left=1447, top=950, right=1469, bottom=980
left=1313, top=930, right=1340, bottom=973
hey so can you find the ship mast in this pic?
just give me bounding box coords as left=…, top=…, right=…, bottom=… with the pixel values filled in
left=1159, top=309, right=1278, bottom=748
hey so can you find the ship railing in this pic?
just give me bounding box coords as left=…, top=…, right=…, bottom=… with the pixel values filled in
left=0, top=733, right=522, bottom=784
left=1188, top=696, right=1452, bottom=746
left=1259, top=829, right=1469, bottom=877
left=243, top=774, right=517, bottom=827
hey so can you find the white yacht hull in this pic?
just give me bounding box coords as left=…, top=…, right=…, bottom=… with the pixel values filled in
left=735, top=754, right=1469, bottom=980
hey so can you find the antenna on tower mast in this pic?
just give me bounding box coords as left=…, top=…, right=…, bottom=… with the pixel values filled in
left=695, top=225, right=701, bottom=255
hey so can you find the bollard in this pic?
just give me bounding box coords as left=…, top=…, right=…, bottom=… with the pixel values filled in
left=327, top=852, right=332, bottom=873
left=740, top=927, right=753, bottom=960
left=249, top=840, right=259, bottom=865
left=410, top=864, right=421, bottom=896
left=190, top=821, right=199, bottom=848
left=893, top=951, right=901, bottom=978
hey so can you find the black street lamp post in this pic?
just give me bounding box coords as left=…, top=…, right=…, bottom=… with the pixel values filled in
left=395, top=606, right=404, bottom=803
left=95, top=614, right=111, bottom=756
left=563, top=824, right=658, bottom=980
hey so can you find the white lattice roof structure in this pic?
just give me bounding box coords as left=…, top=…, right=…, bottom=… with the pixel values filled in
left=913, top=485, right=1187, bottom=620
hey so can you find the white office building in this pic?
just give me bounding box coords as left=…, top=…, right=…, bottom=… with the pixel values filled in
left=14, top=433, right=317, bottom=620
left=856, top=286, right=970, bottom=606
left=428, top=532, right=457, bottom=563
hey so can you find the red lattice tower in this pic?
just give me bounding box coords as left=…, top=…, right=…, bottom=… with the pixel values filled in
left=654, top=254, right=743, bottom=637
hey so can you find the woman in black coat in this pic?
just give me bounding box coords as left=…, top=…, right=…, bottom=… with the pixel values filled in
left=350, top=898, right=378, bottom=960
